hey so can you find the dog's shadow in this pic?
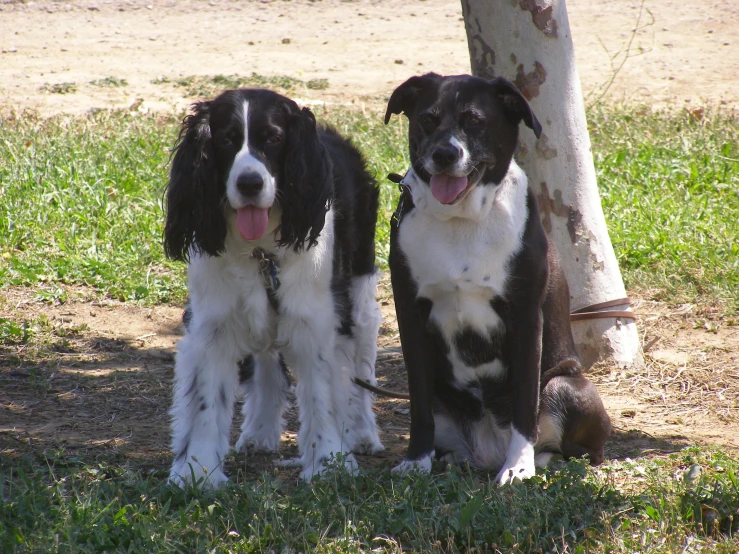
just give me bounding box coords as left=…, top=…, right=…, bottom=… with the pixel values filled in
left=606, top=427, right=693, bottom=461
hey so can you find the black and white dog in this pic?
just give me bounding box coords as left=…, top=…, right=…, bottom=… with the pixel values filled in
left=384, top=73, right=611, bottom=484
left=164, top=89, right=384, bottom=486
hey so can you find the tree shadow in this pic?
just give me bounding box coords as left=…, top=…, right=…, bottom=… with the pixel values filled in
left=606, top=426, right=694, bottom=461
left=0, top=330, right=410, bottom=480
left=0, top=330, right=178, bottom=473
left=0, top=320, right=708, bottom=489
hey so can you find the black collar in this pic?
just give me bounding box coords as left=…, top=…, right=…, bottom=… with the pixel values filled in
left=251, top=247, right=281, bottom=311
left=388, top=172, right=412, bottom=227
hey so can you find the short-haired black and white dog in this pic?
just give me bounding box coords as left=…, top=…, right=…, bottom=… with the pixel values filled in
left=384, top=73, right=611, bottom=484
left=164, top=89, right=384, bottom=486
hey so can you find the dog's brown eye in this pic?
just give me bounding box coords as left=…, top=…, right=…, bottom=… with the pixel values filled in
left=266, top=134, right=282, bottom=145
left=220, top=131, right=239, bottom=147
left=464, top=114, right=483, bottom=127
left=419, top=113, right=440, bottom=133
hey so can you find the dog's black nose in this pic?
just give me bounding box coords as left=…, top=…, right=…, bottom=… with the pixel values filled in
left=431, top=144, right=461, bottom=168
left=236, top=172, right=264, bottom=197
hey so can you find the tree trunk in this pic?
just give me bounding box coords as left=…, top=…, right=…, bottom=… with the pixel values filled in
left=461, top=0, right=642, bottom=369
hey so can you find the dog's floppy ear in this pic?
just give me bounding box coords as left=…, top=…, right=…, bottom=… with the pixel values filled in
left=489, top=77, right=543, bottom=139
left=384, top=72, right=441, bottom=124
left=278, top=104, right=333, bottom=251
left=164, top=100, right=228, bottom=261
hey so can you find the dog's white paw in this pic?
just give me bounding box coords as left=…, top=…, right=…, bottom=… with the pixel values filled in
left=496, top=428, right=536, bottom=485
left=534, top=451, right=555, bottom=468
left=235, top=427, right=280, bottom=454
left=495, top=461, right=535, bottom=485
left=169, top=459, right=228, bottom=490
left=349, top=402, right=384, bottom=455
left=299, top=453, right=359, bottom=481
left=392, top=453, right=433, bottom=476
left=349, top=433, right=385, bottom=455
left=274, top=456, right=303, bottom=468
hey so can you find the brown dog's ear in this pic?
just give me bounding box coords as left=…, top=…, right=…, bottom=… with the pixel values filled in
left=489, top=77, right=542, bottom=139
left=384, top=73, right=441, bottom=124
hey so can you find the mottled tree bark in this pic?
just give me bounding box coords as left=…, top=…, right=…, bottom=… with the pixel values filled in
left=461, top=0, right=642, bottom=368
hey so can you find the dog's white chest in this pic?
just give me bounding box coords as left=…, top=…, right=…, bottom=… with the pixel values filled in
left=397, top=172, right=528, bottom=382
left=190, top=251, right=277, bottom=350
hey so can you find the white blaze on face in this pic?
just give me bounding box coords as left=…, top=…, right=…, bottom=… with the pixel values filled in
left=427, top=135, right=474, bottom=205
left=225, top=100, right=277, bottom=241
left=448, top=135, right=470, bottom=170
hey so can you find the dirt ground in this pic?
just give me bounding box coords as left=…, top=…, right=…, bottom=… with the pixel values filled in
left=2, top=281, right=738, bottom=478
left=1, top=0, right=738, bottom=115
left=1, top=0, right=739, bottom=477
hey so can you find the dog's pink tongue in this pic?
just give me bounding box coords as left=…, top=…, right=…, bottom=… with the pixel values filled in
left=236, top=206, right=269, bottom=240
left=430, top=174, right=468, bottom=204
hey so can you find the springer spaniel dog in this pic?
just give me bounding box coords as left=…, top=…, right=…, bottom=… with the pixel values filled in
left=164, top=88, right=384, bottom=487
left=384, top=73, right=611, bottom=484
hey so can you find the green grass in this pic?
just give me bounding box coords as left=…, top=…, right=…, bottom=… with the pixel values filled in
left=2, top=447, right=738, bottom=552
left=1, top=103, right=736, bottom=310
left=590, top=106, right=739, bottom=310
left=0, top=107, right=405, bottom=304
left=0, top=111, right=185, bottom=303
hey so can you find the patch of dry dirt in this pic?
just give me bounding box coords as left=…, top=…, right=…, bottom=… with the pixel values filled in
left=0, top=0, right=738, bottom=116
left=1, top=281, right=737, bottom=478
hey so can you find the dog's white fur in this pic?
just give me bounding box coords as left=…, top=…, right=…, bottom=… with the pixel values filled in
left=170, top=217, right=383, bottom=486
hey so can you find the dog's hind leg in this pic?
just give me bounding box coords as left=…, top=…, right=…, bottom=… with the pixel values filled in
left=169, top=325, right=240, bottom=489
left=346, top=272, right=384, bottom=455
left=539, top=374, right=611, bottom=466
left=235, top=352, right=290, bottom=455
left=534, top=412, right=563, bottom=468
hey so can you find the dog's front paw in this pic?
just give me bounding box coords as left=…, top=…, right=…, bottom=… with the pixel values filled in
left=300, top=453, right=359, bottom=481
left=438, top=451, right=459, bottom=466
left=495, top=462, right=535, bottom=485
left=349, top=433, right=385, bottom=455
left=169, top=458, right=228, bottom=490
left=236, top=412, right=283, bottom=454
left=496, top=429, right=536, bottom=485
left=391, top=453, right=433, bottom=476
left=235, top=429, right=280, bottom=455
left=348, top=401, right=384, bottom=455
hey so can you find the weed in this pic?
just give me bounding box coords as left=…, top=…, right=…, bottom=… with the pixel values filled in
left=42, top=82, right=77, bottom=94
left=307, top=78, right=330, bottom=90
left=90, top=76, right=128, bottom=88
left=162, top=73, right=323, bottom=98
left=0, top=317, right=30, bottom=345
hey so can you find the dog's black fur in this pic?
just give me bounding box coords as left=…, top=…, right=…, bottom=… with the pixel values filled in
left=384, top=73, right=611, bottom=481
